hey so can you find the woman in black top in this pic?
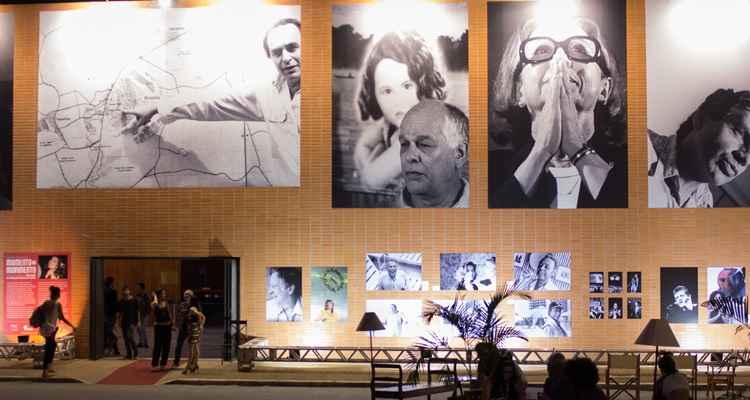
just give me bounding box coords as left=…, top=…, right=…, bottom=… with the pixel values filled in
left=151, top=288, right=173, bottom=371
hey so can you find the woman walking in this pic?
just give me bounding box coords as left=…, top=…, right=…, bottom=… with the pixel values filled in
left=183, top=306, right=205, bottom=374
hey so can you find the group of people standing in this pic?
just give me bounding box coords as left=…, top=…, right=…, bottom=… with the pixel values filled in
left=103, top=277, right=206, bottom=374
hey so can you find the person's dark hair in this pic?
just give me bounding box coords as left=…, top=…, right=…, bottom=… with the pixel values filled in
left=263, top=18, right=301, bottom=58
left=325, top=299, right=334, bottom=313
left=358, top=31, right=446, bottom=122
left=548, top=301, right=563, bottom=314
left=105, top=276, right=114, bottom=287
left=464, top=261, right=477, bottom=280
left=490, top=17, right=626, bottom=153
left=137, top=282, right=145, bottom=290
left=658, top=353, right=678, bottom=375
left=675, top=89, right=750, bottom=147
left=547, top=352, right=566, bottom=376
left=272, top=268, right=301, bottom=302
left=49, top=285, right=61, bottom=299
left=564, top=357, right=600, bottom=388
left=537, top=253, right=556, bottom=273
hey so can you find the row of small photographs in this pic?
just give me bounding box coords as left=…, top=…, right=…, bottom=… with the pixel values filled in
left=589, top=272, right=642, bottom=294
left=589, top=298, right=642, bottom=320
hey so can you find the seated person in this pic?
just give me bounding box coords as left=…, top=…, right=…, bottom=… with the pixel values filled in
left=475, top=343, right=527, bottom=400
left=542, top=352, right=570, bottom=400
left=654, top=353, right=690, bottom=400
left=564, top=357, right=606, bottom=400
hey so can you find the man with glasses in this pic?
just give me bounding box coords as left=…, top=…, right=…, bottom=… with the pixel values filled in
left=128, top=18, right=301, bottom=186
left=648, top=89, right=750, bottom=207
left=489, top=16, right=627, bottom=209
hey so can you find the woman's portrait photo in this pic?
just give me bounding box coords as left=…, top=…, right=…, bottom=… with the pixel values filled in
left=488, top=0, right=627, bottom=208
left=439, top=253, right=496, bottom=291
left=332, top=3, right=469, bottom=208
left=647, top=1, right=750, bottom=207
left=38, top=255, right=68, bottom=280
left=311, top=267, right=348, bottom=322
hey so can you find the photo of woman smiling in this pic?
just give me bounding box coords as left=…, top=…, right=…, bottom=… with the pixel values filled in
left=488, top=0, right=627, bottom=208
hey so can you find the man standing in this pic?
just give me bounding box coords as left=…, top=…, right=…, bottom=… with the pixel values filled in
left=131, top=18, right=302, bottom=187
left=173, top=289, right=201, bottom=368
left=395, top=100, right=469, bottom=208
left=375, top=254, right=408, bottom=290
left=103, top=276, right=120, bottom=357
left=117, top=287, right=140, bottom=360
left=39, top=286, right=75, bottom=378
left=135, top=282, right=150, bottom=348
left=649, top=89, right=750, bottom=207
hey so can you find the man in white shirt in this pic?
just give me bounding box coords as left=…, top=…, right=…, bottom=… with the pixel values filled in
left=129, top=18, right=302, bottom=187
left=375, top=254, right=408, bottom=290
left=266, top=268, right=302, bottom=322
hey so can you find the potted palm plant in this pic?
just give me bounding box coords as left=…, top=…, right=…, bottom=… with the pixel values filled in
left=406, top=284, right=529, bottom=396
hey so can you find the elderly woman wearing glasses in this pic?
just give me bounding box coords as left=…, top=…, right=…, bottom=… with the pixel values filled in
left=488, top=17, right=627, bottom=208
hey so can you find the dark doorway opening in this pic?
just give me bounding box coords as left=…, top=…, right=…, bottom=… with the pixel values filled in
left=89, top=257, right=240, bottom=362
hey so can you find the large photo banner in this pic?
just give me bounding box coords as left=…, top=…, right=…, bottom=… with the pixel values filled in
left=4, top=253, right=72, bottom=334
left=310, top=267, right=348, bottom=322
left=647, top=0, right=750, bottom=207
left=488, top=0, right=628, bottom=208
left=37, top=4, right=301, bottom=188
left=0, top=13, right=13, bottom=210
left=332, top=2, right=469, bottom=208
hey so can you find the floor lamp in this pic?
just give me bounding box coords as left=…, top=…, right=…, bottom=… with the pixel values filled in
left=634, top=319, right=680, bottom=386
left=356, top=312, right=385, bottom=365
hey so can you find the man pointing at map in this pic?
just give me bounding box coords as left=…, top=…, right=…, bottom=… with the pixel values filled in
left=128, top=18, right=301, bottom=187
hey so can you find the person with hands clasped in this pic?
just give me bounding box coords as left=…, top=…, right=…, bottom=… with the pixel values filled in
left=489, top=17, right=627, bottom=208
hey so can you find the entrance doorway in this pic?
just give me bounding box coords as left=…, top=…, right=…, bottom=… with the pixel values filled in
left=89, top=257, right=240, bottom=362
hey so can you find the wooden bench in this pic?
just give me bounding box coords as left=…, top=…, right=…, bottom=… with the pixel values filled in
left=0, top=335, right=76, bottom=368
left=237, top=337, right=268, bottom=371
left=371, top=357, right=460, bottom=399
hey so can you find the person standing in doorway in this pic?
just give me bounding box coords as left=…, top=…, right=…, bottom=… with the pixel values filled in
left=173, top=289, right=201, bottom=369
left=135, top=282, right=150, bottom=348
left=117, top=287, right=140, bottom=360
left=151, top=288, right=174, bottom=371
left=103, top=276, right=120, bottom=357
left=39, top=286, right=75, bottom=378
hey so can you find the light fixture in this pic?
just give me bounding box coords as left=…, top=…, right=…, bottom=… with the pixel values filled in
left=634, top=319, right=680, bottom=386
left=356, top=312, right=385, bottom=365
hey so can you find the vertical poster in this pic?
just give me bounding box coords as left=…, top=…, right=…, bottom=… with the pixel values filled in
left=660, top=267, right=698, bottom=323
left=366, top=253, right=423, bottom=291
left=332, top=2, right=470, bottom=208
left=513, top=299, right=571, bottom=337
left=647, top=0, right=750, bottom=207
left=706, top=266, right=746, bottom=324
left=589, top=298, right=604, bottom=319
left=4, top=253, right=72, bottom=334
left=626, top=271, right=642, bottom=293
left=488, top=0, right=628, bottom=208
left=512, top=252, right=571, bottom=291
left=608, top=272, right=623, bottom=293
left=589, top=272, right=604, bottom=293
left=266, top=267, right=303, bottom=322
left=439, top=253, right=496, bottom=291
left=608, top=298, right=622, bottom=319
left=310, top=267, right=348, bottom=322
left=366, top=299, right=424, bottom=337
left=0, top=13, right=13, bottom=210
left=627, top=297, right=642, bottom=319
left=37, top=4, right=301, bottom=188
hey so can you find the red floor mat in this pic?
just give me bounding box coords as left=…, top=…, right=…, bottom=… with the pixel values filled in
left=97, top=360, right=171, bottom=385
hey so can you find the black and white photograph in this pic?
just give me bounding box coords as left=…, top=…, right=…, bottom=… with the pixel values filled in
left=707, top=266, right=747, bottom=324
left=37, top=4, right=301, bottom=188
left=439, top=253, right=496, bottom=291
left=647, top=1, right=750, bottom=207
left=661, top=267, right=698, bottom=323
left=608, top=298, right=623, bottom=319
left=627, top=271, right=642, bottom=293
left=488, top=0, right=628, bottom=208
left=608, top=271, right=623, bottom=293
left=0, top=13, right=13, bottom=210
left=332, top=2, right=470, bottom=208
left=589, top=298, right=604, bottom=319
left=513, top=299, right=571, bottom=337
left=627, top=297, right=642, bottom=319
left=267, top=267, right=303, bottom=322
left=310, top=267, right=348, bottom=322
left=512, top=252, right=571, bottom=291
left=366, top=299, right=424, bottom=337
left=38, top=255, right=68, bottom=280
left=366, top=253, right=423, bottom=291
left=589, top=271, right=604, bottom=293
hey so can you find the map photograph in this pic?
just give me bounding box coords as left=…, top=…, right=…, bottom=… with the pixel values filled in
left=37, top=5, right=300, bottom=188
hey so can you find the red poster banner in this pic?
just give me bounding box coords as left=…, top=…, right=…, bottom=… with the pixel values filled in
left=4, top=253, right=72, bottom=334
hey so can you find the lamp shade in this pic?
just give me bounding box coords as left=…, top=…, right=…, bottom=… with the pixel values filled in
left=356, top=312, right=385, bottom=332
left=634, top=319, right=680, bottom=347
